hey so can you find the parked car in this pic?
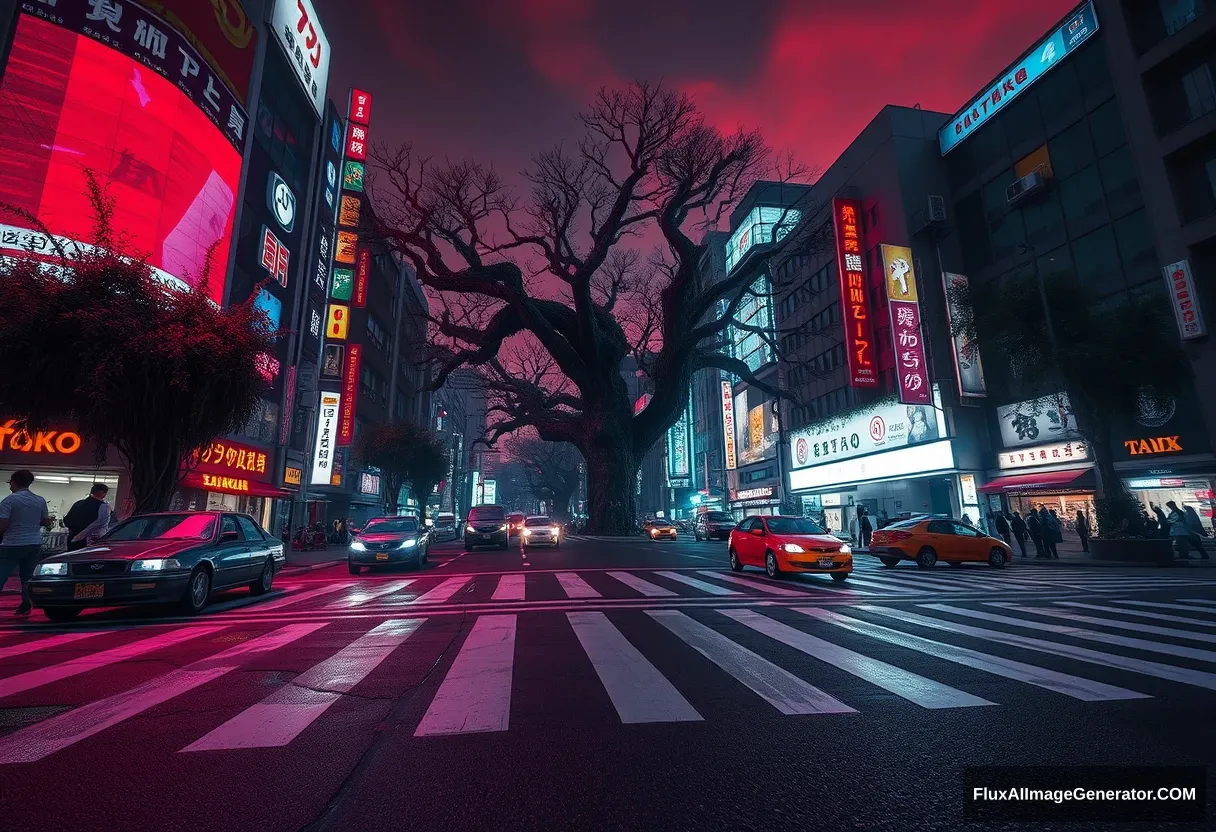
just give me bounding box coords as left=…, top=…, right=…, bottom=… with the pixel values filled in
left=694, top=511, right=736, bottom=542
left=28, top=511, right=285, bottom=620
left=642, top=520, right=678, bottom=540
left=728, top=515, right=852, bottom=580
left=521, top=515, right=561, bottom=549
left=507, top=513, right=526, bottom=539
left=464, top=505, right=510, bottom=549
left=348, top=516, right=429, bottom=574
left=868, top=517, right=1013, bottom=568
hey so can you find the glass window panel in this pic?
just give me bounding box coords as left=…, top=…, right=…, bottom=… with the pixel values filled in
left=989, top=211, right=1027, bottom=261
left=1058, top=166, right=1106, bottom=229
left=1099, top=146, right=1141, bottom=206
left=971, top=118, right=1008, bottom=172
left=1048, top=120, right=1096, bottom=179
left=1070, top=225, right=1123, bottom=292
left=1002, top=89, right=1044, bottom=151
left=1021, top=190, right=1064, bottom=248
left=1035, top=62, right=1083, bottom=118
left=1113, top=209, right=1159, bottom=285
left=1072, top=42, right=1113, bottom=100
left=982, top=170, right=1013, bottom=219
left=1088, top=99, right=1126, bottom=158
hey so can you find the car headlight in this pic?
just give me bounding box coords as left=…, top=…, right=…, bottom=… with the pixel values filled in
left=131, top=559, right=181, bottom=572
left=466, top=524, right=475, bottom=533
left=522, top=528, right=532, bottom=536
left=36, top=562, right=68, bottom=576
left=350, top=540, right=367, bottom=552
left=499, top=524, right=508, bottom=531
left=399, top=538, right=418, bottom=549
left=780, top=543, right=805, bottom=554
left=839, top=543, right=852, bottom=554
left=551, top=527, right=560, bottom=536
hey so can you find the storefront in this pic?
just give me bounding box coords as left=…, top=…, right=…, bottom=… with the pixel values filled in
left=174, top=438, right=287, bottom=530
left=786, top=388, right=965, bottom=536
left=0, top=419, right=129, bottom=550
left=728, top=486, right=781, bottom=519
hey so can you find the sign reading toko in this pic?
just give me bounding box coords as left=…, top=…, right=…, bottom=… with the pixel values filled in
left=939, top=2, right=1098, bottom=155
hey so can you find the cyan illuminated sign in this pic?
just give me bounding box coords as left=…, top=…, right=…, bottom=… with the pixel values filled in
left=939, top=2, right=1098, bottom=155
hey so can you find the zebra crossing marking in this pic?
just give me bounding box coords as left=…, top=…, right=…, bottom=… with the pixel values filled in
left=492, top=574, right=526, bottom=601
left=184, top=619, right=422, bottom=751
left=327, top=580, right=416, bottom=608
left=252, top=582, right=356, bottom=612
left=554, top=572, right=601, bottom=599
left=0, top=631, right=101, bottom=660
left=608, top=571, right=677, bottom=597
left=0, top=623, right=326, bottom=765
left=1004, top=605, right=1216, bottom=645
left=401, top=576, right=471, bottom=605
left=1053, top=601, right=1216, bottom=626
left=654, top=571, right=738, bottom=596
left=694, top=571, right=809, bottom=596
left=414, top=614, right=516, bottom=736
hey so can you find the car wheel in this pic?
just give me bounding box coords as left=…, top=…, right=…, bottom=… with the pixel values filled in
left=915, top=547, right=938, bottom=569
left=181, top=567, right=212, bottom=614
left=879, top=557, right=900, bottom=568
left=988, top=548, right=1008, bottom=568
left=43, top=606, right=82, bottom=622
left=348, top=561, right=361, bottom=575
left=728, top=547, right=743, bottom=572
left=249, top=557, right=274, bottom=595
left=765, top=550, right=782, bottom=579
left=831, top=572, right=849, bottom=583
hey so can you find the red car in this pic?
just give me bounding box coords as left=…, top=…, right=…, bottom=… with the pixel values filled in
left=728, top=515, right=852, bottom=581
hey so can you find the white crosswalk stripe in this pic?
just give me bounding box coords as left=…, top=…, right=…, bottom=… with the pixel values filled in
left=554, top=572, right=601, bottom=599
left=1001, top=605, right=1216, bottom=645
left=694, top=571, right=809, bottom=596
left=608, top=571, right=677, bottom=597
left=654, top=571, right=738, bottom=596
left=1053, top=601, right=1216, bottom=626
left=492, top=574, right=526, bottom=601
left=414, top=614, right=517, bottom=736
left=326, top=580, right=415, bottom=608
left=401, top=576, right=470, bottom=605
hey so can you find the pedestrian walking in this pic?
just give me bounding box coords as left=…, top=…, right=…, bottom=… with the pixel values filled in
left=1041, top=507, right=1061, bottom=558
left=859, top=508, right=873, bottom=550
left=1152, top=502, right=1171, bottom=539
left=993, top=511, right=1011, bottom=547
left=1026, top=510, right=1044, bottom=557
left=1181, top=504, right=1210, bottom=559
left=63, top=482, right=112, bottom=552
left=1166, top=500, right=1208, bottom=559
left=0, top=470, right=52, bottom=616
left=847, top=510, right=860, bottom=546
left=1075, top=509, right=1091, bottom=553
left=1010, top=511, right=1029, bottom=557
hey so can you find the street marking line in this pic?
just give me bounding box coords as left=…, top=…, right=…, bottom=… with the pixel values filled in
left=722, top=609, right=992, bottom=709
left=1005, top=606, right=1216, bottom=645
left=1112, top=600, right=1216, bottom=614
left=251, top=582, right=356, bottom=612
left=607, top=572, right=677, bottom=597
left=183, top=619, right=422, bottom=751
left=0, top=623, right=326, bottom=764
left=859, top=605, right=1216, bottom=692
left=414, top=614, right=516, bottom=736
left=491, top=574, right=526, bottom=602
left=831, top=576, right=918, bottom=595
left=1179, top=599, right=1216, bottom=606
left=921, top=603, right=1216, bottom=664
left=326, top=580, right=415, bottom=608
left=0, top=625, right=226, bottom=700
left=799, top=607, right=1148, bottom=701
left=654, top=571, right=738, bottom=596
left=649, top=610, right=853, bottom=715
left=0, top=631, right=102, bottom=661
left=880, top=574, right=973, bottom=592
left=1054, top=601, right=1216, bottom=627
left=567, top=610, right=701, bottom=724
left=694, top=572, right=807, bottom=597
left=399, top=576, right=471, bottom=605
left=554, top=572, right=601, bottom=599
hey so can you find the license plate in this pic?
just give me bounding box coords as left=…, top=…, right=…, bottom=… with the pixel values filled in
left=375, top=553, right=389, bottom=561
left=74, top=583, right=104, bottom=600
left=817, top=557, right=835, bottom=568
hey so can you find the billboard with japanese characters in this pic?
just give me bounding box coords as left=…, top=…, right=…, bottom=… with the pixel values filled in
left=0, top=6, right=246, bottom=305
left=832, top=198, right=877, bottom=388
left=880, top=245, right=931, bottom=406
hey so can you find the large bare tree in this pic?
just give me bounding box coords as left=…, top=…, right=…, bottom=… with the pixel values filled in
left=504, top=433, right=582, bottom=521
left=371, top=82, right=806, bottom=533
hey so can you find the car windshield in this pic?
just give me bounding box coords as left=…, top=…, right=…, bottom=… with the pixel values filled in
left=524, top=517, right=552, bottom=527
left=885, top=518, right=927, bottom=530
left=363, top=518, right=418, bottom=534
left=705, top=512, right=733, bottom=522
left=469, top=508, right=505, bottom=522
left=765, top=518, right=828, bottom=536
left=104, top=514, right=216, bottom=541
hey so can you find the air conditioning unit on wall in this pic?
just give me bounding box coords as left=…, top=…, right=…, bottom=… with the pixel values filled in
left=1006, top=168, right=1046, bottom=207
left=927, top=195, right=947, bottom=223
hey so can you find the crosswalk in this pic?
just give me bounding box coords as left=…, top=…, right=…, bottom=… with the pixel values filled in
left=1, top=596, right=1214, bottom=762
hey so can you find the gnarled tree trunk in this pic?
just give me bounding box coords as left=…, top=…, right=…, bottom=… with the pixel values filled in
left=120, top=436, right=185, bottom=515
left=583, top=445, right=637, bottom=535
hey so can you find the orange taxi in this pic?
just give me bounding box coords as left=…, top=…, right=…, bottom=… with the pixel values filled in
left=728, top=515, right=852, bottom=581
left=868, top=516, right=1013, bottom=568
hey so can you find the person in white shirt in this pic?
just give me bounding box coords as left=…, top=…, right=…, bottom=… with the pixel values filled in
left=0, top=469, right=52, bottom=616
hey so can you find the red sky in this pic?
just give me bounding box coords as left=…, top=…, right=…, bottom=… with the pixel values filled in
left=320, top=0, right=1079, bottom=183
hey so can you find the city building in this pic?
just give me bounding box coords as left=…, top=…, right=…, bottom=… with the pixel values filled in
left=432, top=369, right=489, bottom=520
left=943, top=0, right=1214, bottom=529
left=687, top=230, right=731, bottom=516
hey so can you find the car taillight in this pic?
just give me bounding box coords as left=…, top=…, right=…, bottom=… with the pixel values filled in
left=883, top=531, right=912, bottom=541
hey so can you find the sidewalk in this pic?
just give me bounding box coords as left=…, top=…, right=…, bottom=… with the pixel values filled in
left=282, top=545, right=345, bottom=571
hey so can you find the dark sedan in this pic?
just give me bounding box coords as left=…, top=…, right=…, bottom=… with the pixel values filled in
left=348, top=516, right=429, bottom=573
left=29, top=511, right=284, bottom=621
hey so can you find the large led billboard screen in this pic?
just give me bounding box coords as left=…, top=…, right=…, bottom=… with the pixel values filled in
left=0, top=9, right=244, bottom=304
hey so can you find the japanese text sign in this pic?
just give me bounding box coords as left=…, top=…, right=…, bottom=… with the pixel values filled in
left=193, top=438, right=269, bottom=481
left=345, top=122, right=368, bottom=161
left=354, top=248, right=370, bottom=307
left=338, top=194, right=361, bottom=228
left=1163, top=260, right=1207, bottom=340
left=721, top=381, right=738, bottom=470
left=348, top=88, right=372, bottom=124
left=260, top=226, right=289, bottom=287
left=832, top=198, right=877, bottom=388
left=271, top=0, right=330, bottom=116
left=338, top=344, right=361, bottom=446
left=310, top=391, right=341, bottom=485
left=881, top=245, right=931, bottom=405
left=998, top=440, right=1089, bottom=470
left=335, top=230, right=357, bottom=265
left=326, top=303, right=349, bottom=340
left=342, top=161, right=365, bottom=192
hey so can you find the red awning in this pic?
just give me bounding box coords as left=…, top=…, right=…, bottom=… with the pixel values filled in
left=978, top=468, right=1095, bottom=494
left=180, top=472, right=289, bottom=498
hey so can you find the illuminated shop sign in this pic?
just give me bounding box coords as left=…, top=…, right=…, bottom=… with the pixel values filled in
left=310, top=391, right=341, bottom=485
left=724, top=206, right=801, bottom=274
left=1123, top=436, right=1184, bottom=456
left=342, top=161, right=365, bottom=192
left=336, top=230, right=358, bottom=264
left=260, top=227, right=290, bottom=287
left=732, top=486, right=775, bottom=501
left=998, top=440, right=1089, bottom=470
left=345, top=122, right=368, bottom=161
left=201, top=473, right=251, bottom=492
left=354, top=249, right=370, bottom=307
left=349, top=88, right=373, bottom=124
left=832, top=198, right=877, bottom=388
left=721, top=381, right=738, bottom=470
left=789, top=440, right=956, bottom=492
left=941, top=272, right=986, bottom=398
left=667, top=398, right=691, bottom=480
left=338, top=344, right=361, bottom=446
left=789, top=386, right=946, bottom=470
left=272, top=0, right=330, bottom=115
left=0, top=420, right=83, bottom=455
left=939, top=2, right=1099, bottom=154
left=284, top=465, right=302, bottom=486
left=326, top=303, right=349, bottom=340
left=359, top=472, right=380, bottom=495
left=881, top=245, right=931, bottom=406
left=137, top=0, right=258, bottom=103
left=997, top=393, right=1080, bottom=449
left=193, top=439, right=268, bottom=477
left=1163, top=260, right=1207, bottom=341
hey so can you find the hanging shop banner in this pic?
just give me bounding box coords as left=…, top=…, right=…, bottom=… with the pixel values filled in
left=345, top=122, right=368, bottom=161
left=997, top=393, right=1080, bottom=448
left=721, top=380, right=738, bottom=470
left=941, top=272, right=987, bottom=397
left=321, top=343, right=344, bottom=379
left=342, top=161, right=365, bottom=192
left=338, top=194, right=361, bottom=228
left=789, top=385, right=947, bottom=470
left=349, top=88, right=372, bottom=124
left=335, top=230, right=358, bottom=265
left=337, top=344, right=361, bottom=446
left=832, top=198, right=877, bottom=388
left=1163, top=260, right=1207, bottom=341
left=998, top=440, right=1090, bottom=470
left=330, top=267, right=354, bottom=302
left=271, top=0, right=330, bottom=115
left=310, top=391, right=341, bottom=485
left=326, top=303, right=349, bottom=340
left=881, top=245, right=931, bottom=406
left=1110, top=383, right=1213, bottom=462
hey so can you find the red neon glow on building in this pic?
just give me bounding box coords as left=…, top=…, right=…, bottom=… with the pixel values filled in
left=832, top=198, right=877, bottom=387
left=0, top=16, right=243, bottom=305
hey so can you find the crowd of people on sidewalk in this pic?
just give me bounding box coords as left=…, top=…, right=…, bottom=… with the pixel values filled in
left=984, top=501, right=1209, bottom=561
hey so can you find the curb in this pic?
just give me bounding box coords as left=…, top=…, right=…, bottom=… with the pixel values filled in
left=281, top=559, right=343, bottom=574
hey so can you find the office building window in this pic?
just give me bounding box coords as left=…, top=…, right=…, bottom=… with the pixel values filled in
left=1182, top=64, right=1216, bottom=121
left=1113, top=210, right=1159, bottom=286
left=1160, top=0, right=1205, bottom=36
left=1088, top=100, right=1126, bottom=158
left=1071, top=226, right=1123, bottom=293
left=1059, top=166, right=1106, bottom=230
left=1099, top=146, right=1141, bottom=208
left=1021, top=191, right=1064, bottom=248
left=1048, top=120, right=1096, bottom=180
